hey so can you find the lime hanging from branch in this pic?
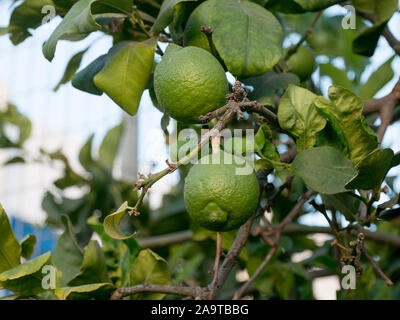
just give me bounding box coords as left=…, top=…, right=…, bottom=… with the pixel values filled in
left=184, top=151, right=259, bottom=232
left=154, top=44, right=228, bottom=123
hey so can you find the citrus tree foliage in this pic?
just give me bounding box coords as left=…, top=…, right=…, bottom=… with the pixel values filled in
left=2, top=0, right=400, bottom=300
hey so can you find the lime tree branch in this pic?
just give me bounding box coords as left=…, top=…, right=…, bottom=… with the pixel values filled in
left=363, top=78, right=400, bottom=142
left=110, top=284, right=206, bottom=300
left=132, top=81, right=276, bottom=211
left=233, top=190, right=315, bottom=300
left=136, top=223, right=400, bottom=249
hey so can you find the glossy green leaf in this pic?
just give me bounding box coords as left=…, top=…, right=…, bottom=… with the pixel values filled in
left=391, top=152, right=400, bottom=168
left=321, top=193, right=360, bottom=222
left=68, top=241, right=109, bottom=286
left=351, top=0, right=397, bottom=56
left=292, top=146, right=357, bottom=194
left=20, top=234, right=37, bottom=260
left=104, top=202, right=135, bottom=240
left=130, top=249, right=171, bottom=300
left=314, top=86, right=378, bottom=163
left=353, top=23, right=387, bottom=57
left=319, top=63, right=354, bottom=91
left=351, top=0, right=398, bottom=24
left=293, top=0, right=341, bottom=11
left=0, top=252, right=51, bottom=296
left=0, top=203, right=21, bottom=273
left=93, top=38, right=157, bottom=115
left=72, top=54, right=107, bottom=95
left=54, top=283, right=114, bottom=300
left=278, top=85, right=326, bottom=152
left=99, top=123, right=124, bottom=170
left=151, top=0, right=198, bottom=34
left=53, top=215, right=84, bottom=285
left=43, top=0, right=132, bottom=61
left=54, top=48, right=88, bottom=91
left=254, top=124, right=282, bottom=169
left=8, top=0, right=54, bottom=45
left=266, top=0, right=341, bottom=13
left=345, top=148, right=394, bottom=190
left=42, top=0, right=99, bottom=61
left=242, top=71, right=300, bottom=106
left=184, top=0, right=283, bottom=78
left=360, top=55, right=395, bottom=100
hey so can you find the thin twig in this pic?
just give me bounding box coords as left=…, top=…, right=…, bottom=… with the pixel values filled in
left=284, top=11, right=323, bottom=61
left=111, top=284, right=205, bottom=300
left=209, top=232, right=222, bottom=298
left=233, top=190, right=315, bottom=300
left=361, top=247, right=394, bottom=286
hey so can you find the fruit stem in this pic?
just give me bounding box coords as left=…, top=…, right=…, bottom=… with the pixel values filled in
left=200, top=26, right=218, bottom=58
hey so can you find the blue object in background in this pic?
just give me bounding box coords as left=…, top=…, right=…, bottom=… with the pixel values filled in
left=0, top=217, right=58, bottom=298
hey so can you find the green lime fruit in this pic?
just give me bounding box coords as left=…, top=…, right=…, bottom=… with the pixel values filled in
left=286, top=46, right=316, bottom=82
left=154, top=44, right=228, bottom=123
left=184, top=151, right=259, bottom=232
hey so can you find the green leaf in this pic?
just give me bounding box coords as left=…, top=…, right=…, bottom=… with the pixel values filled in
left=93, top=38, right=157, bottom=115
left=351, top=0, right=398, bottom=57
left=54, top=48, right=88, bottom=91
left=353, top=22, right=387, bottom=57
left=314, top=86, right=378, bottom=163
left=278, top=85, right=326, bottom=152
left=0, top=252, right=51, bottom=296
left=292, top=146, right=357, bottom=194
left=254, top=124, right=282, bottom=169
left=184, top=0, right=283, bottom=78
left=319, top=63, right=354, bottom=91
left=151, top=0, right=198, bottom=34
left=0, top=203, right=21, bottom=273
left=72, top=54, right=107, bottom=95
left=379, top=207, right=400, bottom=221
left=391, top=152, right=400, bottom=168
left=78, top=134, right=95, bottom=172
left=360, top=55, right=395, bottom=100
left=293, top=0, right=341, bottom=11
left=54, top=283, right=114, bottom=300
left=321, top=193, right=360, bottom=222
left=42, top=0, right=99, bottom=61
left=1, top=104, right=32, bottom=148
left=20, top=234, right=37, bottom=260
left=242, top=70, right=300, bottom=106
left=43, top=0, right=132, bottom=61
left=104, top=202, right=135, bottom=240
left=99, top=123, right=124, bottom=170
left=68, top=241, right=109, bottom=286
left=130, top=249, right=171, bottom=300
left=53, top=215, right=84, bottom=285
left=351, top=0, right=398, bottom=24
left=8, top=0, right=54, bottom=45
left=3, top=156, right=25, bottom=165
left=266, top=0, right=341, bottom=13
left=345, top=148, right=394, bottom=190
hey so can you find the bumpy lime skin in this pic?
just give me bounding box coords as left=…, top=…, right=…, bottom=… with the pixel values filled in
left=184, top=153, right=260, bottom=232
left=154, top=45, right=228, bottom=123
